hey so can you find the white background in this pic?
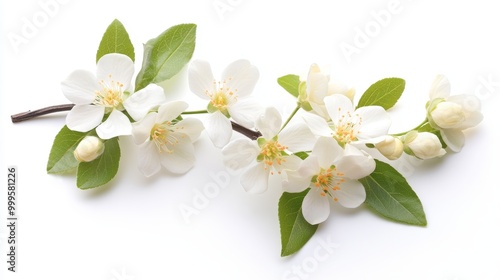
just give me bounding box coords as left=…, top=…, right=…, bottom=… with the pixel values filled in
left=1, top=0, right=500, bottom=279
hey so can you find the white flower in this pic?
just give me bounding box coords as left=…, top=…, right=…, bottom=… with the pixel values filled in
left=375, top=135, right=404, bottom=160
left=61, top=53, right=166, bottom=139
left=427, top=75, right=483, bottom=152
left=404, top=131, right=446, bottom=160
left=300, top=64, right=355, bottom=119
left=73, top=136, right=104, bottom=162
left=131, top=101, right=204, bottom=177
left=222, top=107, right=315, bottom=194
left=188, top=59, right=260, bottom=148
left=303, top=94, right=391, bottom=146
left=283, top=137, right=375, bottom=225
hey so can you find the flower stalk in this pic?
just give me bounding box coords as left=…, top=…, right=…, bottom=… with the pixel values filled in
left=11, top=103, right=262, bottom=140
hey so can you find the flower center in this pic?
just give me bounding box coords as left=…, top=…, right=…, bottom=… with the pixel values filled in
left=150, top=122, right=181, bottom=154
left=257, top=138, right=288, bottom=168
left=331, top=108, right=362, bottom=145
left=211, top=91, right=229, bottom=109
left=312, top=166, right=345, bottom=201
left=206, top=79, right=237, bottom=115
left=94, top=74, right=125, bottom=110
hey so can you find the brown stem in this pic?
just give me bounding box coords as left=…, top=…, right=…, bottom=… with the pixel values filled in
left=231, top=121, right=262, bottom=140
left=11, top=104, right=75, bottom=123
left=11, top=104, right=262, bottom=140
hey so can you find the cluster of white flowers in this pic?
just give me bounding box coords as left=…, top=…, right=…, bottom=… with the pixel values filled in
left=62, top=53, right=204, bottom=176
left=64, top=55, right=483, bottom=225
left=219, top=65, right=482, bottom=224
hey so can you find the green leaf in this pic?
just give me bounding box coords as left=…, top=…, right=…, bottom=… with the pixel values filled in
left=357, top=77, right=405, bottom=110
left=359, top=160, right=427, bottom=226
left=47, top=125, right=88, bottom=174
left=76, top=137, right=121, bottom=189
left=135, top=23, right=197, bottom=91
left=278, top=74, right=301, bottom=97
left=96, top=19, right=135, bottom=63
left=279, top=189, right=318, bottom=257
left=293, top=151, right=310, bottom=160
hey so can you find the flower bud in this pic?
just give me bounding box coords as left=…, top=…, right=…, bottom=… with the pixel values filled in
left=405, top=132, right=446, bottom=160
left=74, top=136, right=105, bottom=162
left=430, top=101, right=466, bottom=129
left=375, top=136, right=403, bottom=160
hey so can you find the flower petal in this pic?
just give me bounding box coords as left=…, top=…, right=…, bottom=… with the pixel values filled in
left=222, top=59, right=259, bottom=98
left=277, top=154, right=302, bottom=172
left=96, top=53, right=134, bottom=91
left=188, top=60, right=215, bottom=100
left=160, top=137, right=196, bottom=174
left=429, top=75, right=450, bottom=100
left=124, top=84, right=167, bottom=121
left=302, top=113, right=333, bottom=137
left=312, top=137, right=343, bottom=168
left=278, top=123, right=315, bottom=152
left=137, top=141, right=162, bottom=177
left=222, top=139, right=260, bottom=171
left=336, top=145, right=375, bottom=179
left=298, top=155, right=320, bottom=178
left=61, top=70, right=98, bottom=104
left=309, top=102, right=330, bottom=120
left=306, top=64, right=329, bottom=104
left=302, top=189, right=330, bottom=225
left=441, top=129, right=465, bottom=152
left=174, top=118, right=204, bottom=142
left=96, top=110, right=132, bottom=139
left=336, top=180, right=366, bottom=208
left=157, top=101, right=189, bottom=123
left=240, top=163, right=269, bottom=194
left=132, top=112, right=157, bottom=145
left=227, top=99, right=261, bottom=128
left=356, top=106, right=391, bottom=140
left=446, top=95, right=483, bottom=129
left=461, top=111, right=484, bottom=129
left=207, top=110, right=233, bottom=148
left=324, top=94, right=354, bottom=122
left=66, top=104, right=104, bottom=132
left=282, top=171, right=310, bottom=193
left=255, top=107, right=282, bottom=139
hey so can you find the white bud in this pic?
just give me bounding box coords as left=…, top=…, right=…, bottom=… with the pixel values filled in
left=74, top=136, right=105, bottom=162
left=430, top=101, right=465, bottom=129
left=405, top=132, right=446, bottom=160
left=375, top=136, right=403, bottom=160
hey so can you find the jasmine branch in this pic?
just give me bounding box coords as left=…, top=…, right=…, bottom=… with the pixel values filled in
left=10, top=104, right=262, bottom=140
left=11, top=104, right=75, bottom=123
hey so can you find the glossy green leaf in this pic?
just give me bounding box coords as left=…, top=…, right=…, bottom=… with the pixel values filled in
left=359, top=160, right=427, bottom=226
left=135, top=23, right=196, bottom=91
left=357, top=77, right=405, bottom=110
left=278, top=74, right=301, bottom=97
left=279, top=189, right=318, bottom=257
left=77, top=137, right=120, bottom=189
left=47, top=125, right=88, bottom=174
left=96, top=19, right=135, bottom=63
